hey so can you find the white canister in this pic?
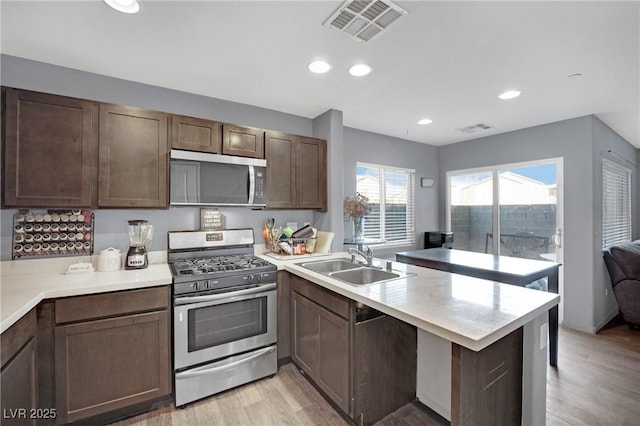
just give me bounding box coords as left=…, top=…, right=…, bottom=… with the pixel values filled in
left=98, top=247, right=121, bottom=272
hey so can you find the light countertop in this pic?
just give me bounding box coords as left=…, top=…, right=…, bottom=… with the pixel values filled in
left=260, top=252, right=560, bottom=352
left=1, top=253, right=172, bottom=334
left=2, top=251, right=559, bottom=353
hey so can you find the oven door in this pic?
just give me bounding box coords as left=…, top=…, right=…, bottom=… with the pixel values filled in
left=173, top=283, right=277, bottom=370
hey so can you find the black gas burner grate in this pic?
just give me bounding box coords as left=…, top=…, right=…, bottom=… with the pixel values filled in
left=172, top=254, right=273, bottom=277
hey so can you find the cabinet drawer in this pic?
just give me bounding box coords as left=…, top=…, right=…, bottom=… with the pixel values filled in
left=290, top=275, right=349, bottom=319
left=55, top=286, right=169, bottom=324
left=1, top=309, right=37, bottom=369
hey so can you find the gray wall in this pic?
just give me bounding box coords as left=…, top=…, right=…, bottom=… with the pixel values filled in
left=343, top=127, right=440, bottom=258
left=0, top=54, right=318, bottom=259
left=591, top=118, right=639, bottom=329
left=438, top=116, right=639, bottom=333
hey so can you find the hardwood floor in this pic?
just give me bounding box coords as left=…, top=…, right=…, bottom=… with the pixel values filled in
left=546, top=316, right=640, bottom=426
left=111, top=317, right=639, bottom=426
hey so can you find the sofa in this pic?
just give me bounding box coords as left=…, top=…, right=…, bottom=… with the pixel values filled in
left=603, top=240, right=640, bottom=328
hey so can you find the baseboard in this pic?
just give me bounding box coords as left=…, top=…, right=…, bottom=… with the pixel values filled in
left=593, top=308, right=620, bottom=333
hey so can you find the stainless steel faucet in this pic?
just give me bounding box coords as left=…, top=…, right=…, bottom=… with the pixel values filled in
left=349, top=245, right=374, bottom=267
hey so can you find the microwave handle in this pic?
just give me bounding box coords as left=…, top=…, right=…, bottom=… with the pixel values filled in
left=248, top=165, right=255, bottom=205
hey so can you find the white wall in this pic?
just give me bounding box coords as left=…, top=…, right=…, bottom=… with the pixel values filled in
left=592, top=118, right=639, bottom=329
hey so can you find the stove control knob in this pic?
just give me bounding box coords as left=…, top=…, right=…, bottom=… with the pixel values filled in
left=193, top=281, right=200, bottom=291
left=248, top=274, right=255, bottom=284
left=255, top=273, right=262, bottom=283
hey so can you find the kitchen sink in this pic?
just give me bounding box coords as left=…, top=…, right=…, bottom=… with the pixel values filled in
left=299, top=259, right=415, bottom=285
left=298, top=259, right=362, bottom=274
left=330, top=267, right=403, bottom=285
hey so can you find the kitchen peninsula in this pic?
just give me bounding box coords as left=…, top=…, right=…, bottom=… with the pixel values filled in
left=1, top=253, right=558, bottom=426
left=267, top=253, right=559, bottom=426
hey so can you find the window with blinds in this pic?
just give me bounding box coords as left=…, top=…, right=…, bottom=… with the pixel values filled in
left=602, top=158, right=632, bottom=248
left=356, top=163, right=415, bottom=245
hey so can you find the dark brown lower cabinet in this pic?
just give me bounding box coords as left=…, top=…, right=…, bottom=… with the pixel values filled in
left=1, top=310, right=38, bottom=426
left=290, top=276, right=416, bottom=425
left=53, top=287, right=171, bottom=425
left=276, top=271, right=291, bottom=364
left=451, top=327, right=523, bottom=426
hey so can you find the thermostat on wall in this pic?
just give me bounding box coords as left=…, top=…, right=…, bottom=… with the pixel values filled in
left=420, top=177, right=435, bottom=187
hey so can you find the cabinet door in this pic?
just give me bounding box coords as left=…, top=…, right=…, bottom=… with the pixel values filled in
left=98, top=104, right=168, bottom=208
left=3, top=88, right=95, bottom=207
left=0, top=310, right=38, bottom=426
left=317, top=305, right=350, bottom=413
left=0, top=339, right=37, bottom=426
left=295, top=137, right=327, bottom=210
left=222, top=124, right=264, bottom=158
left=265, top=131, right=296, bottom=208
left=291, top=292, right=319, bottom=376
left=170, top=115, right=221, bottom=153
left=54, top=310, right=171, bottom=424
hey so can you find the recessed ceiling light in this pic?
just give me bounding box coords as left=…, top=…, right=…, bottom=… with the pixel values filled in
left=498, top=90, right=521, bottom=100
left=349, top=64, right=372, bottom=77
left=308, top=61, right=332, bottom=74
left=417, top=118, right=433, bottom=125
left=104, top=0, right=140, bottom=14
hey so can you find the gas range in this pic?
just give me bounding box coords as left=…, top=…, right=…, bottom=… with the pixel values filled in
left=168, top=229, right=276, bottom=296
left=169, top=228, right=278, bottom=407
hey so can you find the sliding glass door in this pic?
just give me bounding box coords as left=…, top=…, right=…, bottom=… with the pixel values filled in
left=447, top=158, right=563, bottom=264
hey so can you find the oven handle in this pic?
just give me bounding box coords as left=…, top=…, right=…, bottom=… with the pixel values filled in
left=175, top=346, right=276, bottom=379
left=174, top=282, right=276, bottom=305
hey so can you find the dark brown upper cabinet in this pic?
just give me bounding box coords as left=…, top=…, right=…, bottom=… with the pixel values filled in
left=265, top=131, right=327, bottom=210
left=222, top=124, right=265, bottom=158
left=2, top=87, right=96, bottom=207
left=98, top=104, right=169, bottom=208
left=265, top=131, right=296, bottom=208
left=170, top=114, right=221, bottom=153
left=296, top=137, right=327, bottom=210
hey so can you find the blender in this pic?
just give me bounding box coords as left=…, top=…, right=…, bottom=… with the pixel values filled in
left=126, top=220, right=153, bottom=270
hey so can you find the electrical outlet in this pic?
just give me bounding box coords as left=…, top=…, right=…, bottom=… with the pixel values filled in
left=540, top=323, right=548, bottom=350
left=605, top=289, right=609, bottom=296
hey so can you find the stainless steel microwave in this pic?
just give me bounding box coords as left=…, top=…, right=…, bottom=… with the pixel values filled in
left=170, top=150, right=266, bottom=207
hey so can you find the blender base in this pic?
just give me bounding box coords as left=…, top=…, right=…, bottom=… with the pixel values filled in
left=126, top=246, right=148, bottom=269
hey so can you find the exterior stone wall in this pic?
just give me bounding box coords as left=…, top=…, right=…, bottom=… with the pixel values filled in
left=451, top=204, right=557, bottom=258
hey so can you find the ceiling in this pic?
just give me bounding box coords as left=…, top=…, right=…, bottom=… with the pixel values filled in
left=1, top=0, right=639, bottom=148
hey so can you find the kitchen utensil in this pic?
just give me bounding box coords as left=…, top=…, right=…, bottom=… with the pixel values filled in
left=291, top=224, right=314, bottom=239
left=126, top=220, right=153, bottom=270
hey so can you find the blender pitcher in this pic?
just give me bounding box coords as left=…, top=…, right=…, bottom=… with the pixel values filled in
left=126, top=220, right=153, bottom=270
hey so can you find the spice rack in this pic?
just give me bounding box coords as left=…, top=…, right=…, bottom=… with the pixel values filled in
left=12, top=209, right=95, bottom=260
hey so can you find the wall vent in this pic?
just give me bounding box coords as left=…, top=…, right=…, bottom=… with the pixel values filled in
left=323, top=0, right=408, bottom=43
left=456, top=123, right=495, bottom=134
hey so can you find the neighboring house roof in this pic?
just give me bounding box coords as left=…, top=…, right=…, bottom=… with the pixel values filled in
left=452, top=171, right=556, bottom=205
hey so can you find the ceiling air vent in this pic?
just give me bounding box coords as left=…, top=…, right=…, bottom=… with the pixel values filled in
left=324, top=0, right=408, bottom=43
left=456, top=123, right=495, bottom=134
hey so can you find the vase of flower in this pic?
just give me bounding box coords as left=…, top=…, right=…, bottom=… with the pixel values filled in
left=353, top=216, right=364, bottom=241
left=344, top=193, right=371, bottom=241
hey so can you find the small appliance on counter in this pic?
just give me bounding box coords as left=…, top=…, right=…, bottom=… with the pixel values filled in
left=126, top=220, right=153, bottom=270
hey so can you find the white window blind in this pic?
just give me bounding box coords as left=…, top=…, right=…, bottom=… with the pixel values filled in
left=356, top=163, right=415, bottom=245
left=602, top=158, right=632, bottom=248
